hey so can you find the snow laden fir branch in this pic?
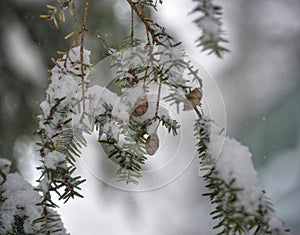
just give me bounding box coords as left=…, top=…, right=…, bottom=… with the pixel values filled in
left=34, top=47, right=91, bottom=234
left=194, top=120, right=291, bottom=234
left=0, top=159, right=68, bottom=234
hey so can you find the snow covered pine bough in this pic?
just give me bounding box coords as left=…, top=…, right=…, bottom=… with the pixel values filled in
left=0, top=0, right=292, bottom=234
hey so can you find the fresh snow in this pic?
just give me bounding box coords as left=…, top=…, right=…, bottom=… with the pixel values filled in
left=0, top=159, right=69, bottom=234
left=44, top=151, right=66, bottom=170
left=208, top=124, right=291, bottom=234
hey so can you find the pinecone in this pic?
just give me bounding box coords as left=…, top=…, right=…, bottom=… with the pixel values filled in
left=145, top=134, right=159, bottom=155
left=183, top=88, right=202, bottom=110
left=134, top=96, right=148, bottom=116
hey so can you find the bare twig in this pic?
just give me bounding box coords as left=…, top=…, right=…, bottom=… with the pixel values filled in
left=127, top=0, right=158, bottom=44
left=131, top=7, right=134, bottom=47
left=85, top=28, right=110, bottom=50
left=194, top=106, right=202, bottom=119
left=79, top=0, right=89, bottom=123
left=71, top=0, right=79, bottom=45
left=155, top=74, right=163, bottom=118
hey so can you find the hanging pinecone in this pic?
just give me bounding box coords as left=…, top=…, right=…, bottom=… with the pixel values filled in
left=183, top=88, right=203, bottom=110
left=145, top=133, right=159, bottom=155
left=134, top=96, right=148, bottom=116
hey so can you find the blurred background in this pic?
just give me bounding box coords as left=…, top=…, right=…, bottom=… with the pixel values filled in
left=0, top=0, right=299, bottom=234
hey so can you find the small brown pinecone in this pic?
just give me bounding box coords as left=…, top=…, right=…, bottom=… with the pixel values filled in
left=145, top=134, right=159, bottom=155
left=134, top=96, right=148, bottom=116
left=183, top=88, right=203, bottom=110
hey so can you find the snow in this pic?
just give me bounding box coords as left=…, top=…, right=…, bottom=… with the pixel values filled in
left=68, top=46, right=91, bottom=66
left=168, top=71, right=188, bottom=87
left=215, top=136, right=262, bottom=214
left=44, top=151, right=66, bottom=170
left=123, top=83, right=146, bottom=107
left=87, top=85, right=118, bottom=117
left=38, top=46, right=94, bottom=135
left=147, top=120, right=159, bottom=134
left=39, top=177, right=51, bottom=194
left=47, top=72, right=79, bottom=101
left=158, top=45, right=186, bottom=74
left=13, top=135, right=40, bottom=185
left=38, top=46, right=93, bottom=139
left=109, top=46, right=149, bottom=81
left=111, top=98, right=130, bottom=123
left=35, top=47, right=96, bottom=212
left=0, top=167, right=68, bottom=234
left=0, top=173, right=41, bottom=234
left=110, top=83, right=148, bottom=123
left=207, top=125, right=291, bottom=233
left=102, top=121, right=121, bottom=141
left=139, top=94, right=170, bottom=121
left=39, top=100, right=51, bottom=120
left=268, top=215, right=290, bottom=233
left=156, top=44, right=191, bottom=88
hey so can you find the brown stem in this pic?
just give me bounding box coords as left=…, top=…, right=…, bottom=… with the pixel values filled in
left=79, top=0, right=89, bottom=123
left=131, top=7, right=134, bottom=47
left=85, top=28, right=110, bottom=50
left=127, top=0, right=158, bottom=44
left=64, top=0, right=80, bottom=67
left=71, top=0, right=79, bottom=46
left=194, top=106, right=202, bottom=119
left=155, top=74, right=163, bottom=118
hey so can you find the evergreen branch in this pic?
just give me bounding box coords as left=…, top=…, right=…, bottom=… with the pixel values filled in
left=191, top=0, right=229, bottom=57
left=0, top=160, right=68, bottom=234
left=100, top=137, right=147, bottom=184
left=163, top=86, right=189, bottom=112
left=157, top=115, right=180, bottom=136
left=35, top=46, right=92, bottom=233
left=194, top=119, right=291, bottom=235
left=97, top=112, right=149, bottom=184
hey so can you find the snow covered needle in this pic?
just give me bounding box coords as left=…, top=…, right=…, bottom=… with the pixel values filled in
left=34, top=47, right=92, bottom=234
left=195, top=120, right=291, bottom=235
left=0, top=159, right=68, bottom=234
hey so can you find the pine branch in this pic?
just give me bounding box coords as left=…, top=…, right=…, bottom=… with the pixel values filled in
left=191, top=0, right=229, bottom=57
left=34, top=46, right=93, bottom=233
left=194, top=119, right=291, bottom=235
left=0, top=159, right=68, bottom=234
